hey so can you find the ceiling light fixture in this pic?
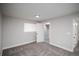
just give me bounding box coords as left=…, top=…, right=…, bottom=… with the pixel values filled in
left=35, top=15, right=40, bottom=18
left=45, top=22, right=50, bottom=25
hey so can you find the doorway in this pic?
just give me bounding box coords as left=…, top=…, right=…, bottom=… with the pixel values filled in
left=44, top=23, right=50, bottom=43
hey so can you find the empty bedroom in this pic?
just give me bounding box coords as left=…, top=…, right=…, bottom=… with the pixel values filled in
left=0, top=3, right=79, bottom=56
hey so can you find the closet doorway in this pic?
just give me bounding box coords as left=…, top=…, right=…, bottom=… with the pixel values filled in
left=44, top=22, right=50, bottom=43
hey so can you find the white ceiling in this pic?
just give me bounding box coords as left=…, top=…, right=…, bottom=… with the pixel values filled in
left=1, top=3, right=79, bottom=21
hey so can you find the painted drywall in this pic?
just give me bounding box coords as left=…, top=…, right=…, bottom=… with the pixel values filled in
left=49, top=16, right=73, bottom=52
left=0, top=8, right=2, bottom=55
left=36, top=23, right=44, bottom=42
left=2, top=16, right=37, bottom=49
left=77, top=21, right=79, bottom=41
left=74, top=13, right=79, bottom=41
left=43, top=14, right=79, bottom=52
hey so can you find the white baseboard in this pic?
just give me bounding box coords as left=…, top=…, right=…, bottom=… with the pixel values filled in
left=49, top=42, right=74, bottom=52
left=2, top=40, right=35, bottom=50
left=2, top=40, right=74, bottom=52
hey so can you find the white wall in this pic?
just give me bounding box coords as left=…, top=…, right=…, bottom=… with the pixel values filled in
left=36, top=23, right=44, bottom=42
left=45, top=14, right=78, bottom=52
left=0, top=8, right=2, bottom=55
left=74, top=13, right=79, bottom=41
left=2, top=16, right=37, bottom=49
left=77, top=21, right=79, bottom=41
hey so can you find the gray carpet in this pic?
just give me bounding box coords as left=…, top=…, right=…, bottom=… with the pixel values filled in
left=2, top=42, right=79, bottom=56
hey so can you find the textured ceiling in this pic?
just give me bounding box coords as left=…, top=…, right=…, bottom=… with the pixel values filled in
left=1, top=3, right=79, bottom=21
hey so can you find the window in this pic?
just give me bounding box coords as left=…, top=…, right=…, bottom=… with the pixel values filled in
left=24, top=23, right=36, bottom=32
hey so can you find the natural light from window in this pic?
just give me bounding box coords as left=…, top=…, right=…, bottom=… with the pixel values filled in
left=24, top=23, right=36, bottom=32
